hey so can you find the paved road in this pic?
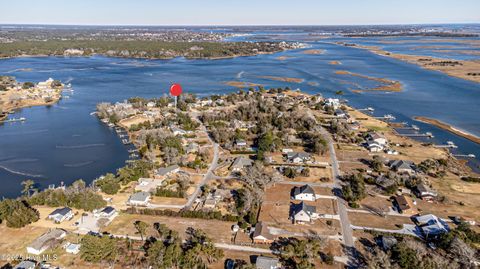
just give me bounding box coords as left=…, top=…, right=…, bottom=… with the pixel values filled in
left=318, top=127, right=355, bottom=248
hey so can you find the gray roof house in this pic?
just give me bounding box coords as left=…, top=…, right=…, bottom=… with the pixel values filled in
left=155, top=164, right=180, bottom=177
left=286, top=152, right=311, bottom=163
left=375, top=175, right=397, bottom=190
left=413, top=214, right=449, bottom=238
left=128, top=192, right=151, bottom=206
left=27, top=228, right=67, bottom=255
left=230, top=156, right=253, bottom=172
left=291, top=202, right=317, bottom=223
left=292, top=185, right=316, bottom=201
left=389, top=160, right=415, bottom=174
left=256, top=256, right=281, bottom=269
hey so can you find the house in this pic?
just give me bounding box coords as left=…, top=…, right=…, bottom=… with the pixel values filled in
left=413, top=214, right=449, bottom=238
left=377, top=235, right=398, bottom=251
left=27, top=229, right=67, bottom=255
left=335, top=109, right=347, bottom=118
left=48, top=207, right=74, bottom=223
left=171, top=126, right=187, bottom=136
left=128, top=192, right=151, bottom=206
left=389, top=160, right=416, bottom=175
left=366, top=132, right=387, bottom=146
left=64, top=243, right=81, bottom=254
left=366, top=141, right=384, bottom=152
left=256, top=256, right=281, bottom=269
left=252, top=222, right=275, bottom=244
left=286, top=152, right=311, bottom=164
left=292, top=185, right=316, bottom=201
left=413, top=183, right=437, bottom=201
left=94, top=206, right=117, bottom=219
left=184, top=142, right=199, bottom=154
left=393, top=195, right=416, bottom=215
left=203, top=194, right=217, bottom=209
left=13, top=261, right=36, bottom=269
left=235, top=139, right=247, bottom=148
left=375, top=175, right=396, bottom=190
left=282, top=148, right=293, bottom=154
left=155, top=165, right=180, bottom=178
left=291, top=202, right=317, bottom=223
left=135, top=177, right=164, bottom=192
left=230, top=156, right=253, bottom=172
left=324, top=98, right=340, bottom=109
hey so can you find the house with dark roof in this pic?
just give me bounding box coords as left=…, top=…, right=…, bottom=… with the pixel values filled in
left=413, top=183, right=437, bottom=201
left=291, top=202, right=317, bottom=223
left=48, top=207, right=73, bottom=223
left=94, top=206, right=117, bottom=218
left=292, top=185, right=316, bottom=201
left=252, top=222, right=275, bottom=244
left=393, top=195, right=416, bottom=215
left=375, top=175, right=397, bottom=191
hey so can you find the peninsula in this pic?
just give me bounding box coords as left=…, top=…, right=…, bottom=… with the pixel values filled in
left=0, top=76, right=64, bottom=121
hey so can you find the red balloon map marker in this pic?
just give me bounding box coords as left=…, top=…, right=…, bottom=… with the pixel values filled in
left=170, top=83, right=182, bottom=96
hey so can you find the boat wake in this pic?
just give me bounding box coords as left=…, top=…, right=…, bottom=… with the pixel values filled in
left=0, top=165, right=44, bottom=178
left=63, top=160, right=94, bottom=168
left=0, top=158, right=39, bottom=164
left=56, top=143, right=105, bottom=149
left=0, top=129, right=49, bottom=137
left=236, top=71, right=245, bottom=79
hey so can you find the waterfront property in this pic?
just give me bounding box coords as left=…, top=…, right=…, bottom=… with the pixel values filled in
left=47, top=207, right=74, bottom=223
left=128, top=191, right=151, bottom=206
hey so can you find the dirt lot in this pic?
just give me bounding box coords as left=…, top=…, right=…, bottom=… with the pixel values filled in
left=105, top=213, right=236, bottom=244
left=349, top=212, right=413, bottom=230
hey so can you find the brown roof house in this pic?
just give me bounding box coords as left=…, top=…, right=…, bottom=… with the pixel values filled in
left=393, top=195, right=416, bottom=215
left=252, top=222, right=275, bottom=244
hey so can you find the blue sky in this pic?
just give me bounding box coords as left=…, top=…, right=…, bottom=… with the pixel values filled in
left=1, top=0, right=479, bottom=25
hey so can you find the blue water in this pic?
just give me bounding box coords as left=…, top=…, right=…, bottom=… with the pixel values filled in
left=0, top=38, right=480, bottom=197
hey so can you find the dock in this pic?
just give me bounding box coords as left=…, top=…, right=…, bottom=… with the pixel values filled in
left=434, top=141, right=458, bottom=149
left=453, top=154, right=476, bottom=158
left=374, top=114, right=396, bottom=121
left=395, top=131, right=434, bottom=138
left=1, top=117, right=26, bottom=123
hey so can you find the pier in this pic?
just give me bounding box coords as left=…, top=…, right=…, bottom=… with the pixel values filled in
left=374, top=114, right=396, bottom=121
left=358, top=107, right=374, bottom=112
left=395, top=131, right=434, bottom=138
left=434, top=141, right=458, bottom=149
left=453, top=154, right=476, bottom=158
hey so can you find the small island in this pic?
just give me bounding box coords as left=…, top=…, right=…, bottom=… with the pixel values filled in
left=0, top=76, right=64, bottom=121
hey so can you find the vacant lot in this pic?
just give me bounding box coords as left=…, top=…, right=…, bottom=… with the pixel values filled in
left=106, top=213, right=236, bottom=243
left=349, top=212, right=413, bottom=230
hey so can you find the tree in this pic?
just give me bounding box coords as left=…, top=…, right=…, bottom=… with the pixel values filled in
left=0, top=199, right=39, bottom=228
left=80, top=235, right=118, bottom=263
left=95, top=173, right=120, bottom=195
left=134, top=220, right=149, bottom=241
left=22, top=82, right=34, bottom=89
left=21, top=179, right=35, bottom=197
left=274, top=237, right=326, bottom=268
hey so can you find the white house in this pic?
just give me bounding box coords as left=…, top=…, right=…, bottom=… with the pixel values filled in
left=324, top=98, right=340, bottom=109
left=235, top=139, right=247, bottom=148
left=413, top=214, right=449, bottom=238
left=291, top=202, right=318, bottom=223
left=366, top=141, right=384, bottom=152
left=286, top=152, right=311, bottom=164
left=366, top=132, right=387, bottom=146
left=128, top=192, right=151, bottom=206
left=256, top=256, right=281, bottom=269
left=292, top=185, right=316, bottom=201
left=135, top=177, right=164, bottom=192
left=94, top=206, right=117, bottom=219
left=48, top=207, right=74, bottom=223
left=27, top=229, right=67, bottom=255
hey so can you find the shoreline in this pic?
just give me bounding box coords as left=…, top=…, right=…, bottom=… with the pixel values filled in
left=414, top=116, right=480, bottom=145
left=335, top=42, right=480, bottom=84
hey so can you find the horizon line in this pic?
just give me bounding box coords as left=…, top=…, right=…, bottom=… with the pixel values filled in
left=1, top=22, right=480, bottom=27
